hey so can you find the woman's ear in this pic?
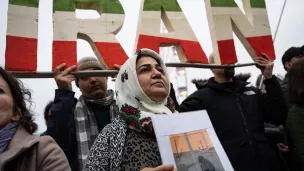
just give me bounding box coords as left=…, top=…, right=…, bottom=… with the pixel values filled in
left=11, top=108, right=21, bottom=121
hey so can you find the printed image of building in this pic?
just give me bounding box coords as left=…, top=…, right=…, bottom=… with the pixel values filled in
left=169, top=130, right=224, bottom=171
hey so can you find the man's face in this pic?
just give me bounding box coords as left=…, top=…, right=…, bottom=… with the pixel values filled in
left=211, top=68, right=235, bottom=79
left=211, top=68, right=225, bottom=78
left=78, top=68, right=108, bottom=100
left=209, top=54, right=235, bottom=80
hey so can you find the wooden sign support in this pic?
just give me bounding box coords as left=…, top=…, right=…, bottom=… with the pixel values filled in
left=10, top=62, right=256, bottom=78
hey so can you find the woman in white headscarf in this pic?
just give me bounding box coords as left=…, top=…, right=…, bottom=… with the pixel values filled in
left=83, top=48, right=176, bottom=171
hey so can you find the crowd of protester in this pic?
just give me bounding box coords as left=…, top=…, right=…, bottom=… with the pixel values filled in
left=0, top=45, right=304, bottom=171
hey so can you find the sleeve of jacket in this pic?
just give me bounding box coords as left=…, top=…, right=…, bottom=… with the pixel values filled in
left=261, top=76, right=288, bottom=125
left=179, top=90, right=206, bottom=113
left=46, top=89, right=77, bottom=155
left=38, top=136, right=71, bottom=171
left=83, top=125, right=110, bottom=171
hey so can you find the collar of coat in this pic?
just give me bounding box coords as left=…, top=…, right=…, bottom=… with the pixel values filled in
left=192, top=73, right=251, bottom=90
left=0, top=127, right=39, bottom=167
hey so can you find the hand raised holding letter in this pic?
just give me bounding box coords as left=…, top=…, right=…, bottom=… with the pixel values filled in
left=256, top=53, right=274, bottom=79
left=111, top=64, right=121, bottom=81
left=54, top=63, right=77, bottom=91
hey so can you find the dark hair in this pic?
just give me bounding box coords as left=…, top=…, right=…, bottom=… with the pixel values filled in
left=288, top=58, right=304, bottom=105
left=282, top=47, right=301, bottom=71
left=44, top=101, right=53, bottom=121
left=198, top=156, right=205, bottom=163
left=0, top=67, right=37, bottom=134
left=169, top=83, right=179, bottom=111
left=299, top=45, right=304, bottom=57
left=136, top=54, right=161, bottom=65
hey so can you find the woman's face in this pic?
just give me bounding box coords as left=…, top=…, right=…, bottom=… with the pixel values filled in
left=136, top=56, right=169, bottom=102
left=0, top=75, right=14, bottom=128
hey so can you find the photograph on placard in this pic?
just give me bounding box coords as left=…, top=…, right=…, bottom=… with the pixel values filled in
left=169, top=129, right=224, bottom=171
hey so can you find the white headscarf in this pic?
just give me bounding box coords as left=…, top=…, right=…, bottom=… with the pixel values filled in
left=115, top=48, right=173, bottom=132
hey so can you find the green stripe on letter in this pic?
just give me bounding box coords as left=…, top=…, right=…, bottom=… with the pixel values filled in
left=210, top=0, right=238, bottom=7
left=210, top=0, right=266, bottom=8
left=143, top=0, right=182, bottom=12
left=250, top=0, right=266, bottom=8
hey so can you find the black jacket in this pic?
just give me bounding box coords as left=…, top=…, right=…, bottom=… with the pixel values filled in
left=180, top=76, right=287, bottom=171
left=46, top=89, right=79, bottom=171
left=281, top=74, right=291, bottom=108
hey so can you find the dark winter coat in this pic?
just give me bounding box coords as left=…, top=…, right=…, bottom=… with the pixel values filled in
left=281, top=74, right=290, bottom=108
left=286, top=105, right=304, bottom=171
left=46, top=89, right=118, bottom=171
left=180, top=76, right=287, bottom=171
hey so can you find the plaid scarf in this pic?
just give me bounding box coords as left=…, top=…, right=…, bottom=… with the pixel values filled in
left=74, top=90, right=114, bottom=169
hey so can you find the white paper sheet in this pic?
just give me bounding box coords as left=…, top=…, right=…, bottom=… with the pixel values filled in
left=152, top=110, right=234, bottom=171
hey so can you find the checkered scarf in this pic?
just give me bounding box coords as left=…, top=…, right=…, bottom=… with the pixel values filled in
left=74, top=90, right=114, bottom=169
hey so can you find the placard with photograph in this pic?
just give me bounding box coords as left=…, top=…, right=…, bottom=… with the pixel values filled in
left=151, top=110, right=234, bottom=171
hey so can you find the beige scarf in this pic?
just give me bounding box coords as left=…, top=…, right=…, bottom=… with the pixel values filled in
left=115, top=48, right=174, bottom=133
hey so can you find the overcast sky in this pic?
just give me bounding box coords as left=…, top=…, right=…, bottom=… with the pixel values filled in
left=0, top=0, right=303, bottom=133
